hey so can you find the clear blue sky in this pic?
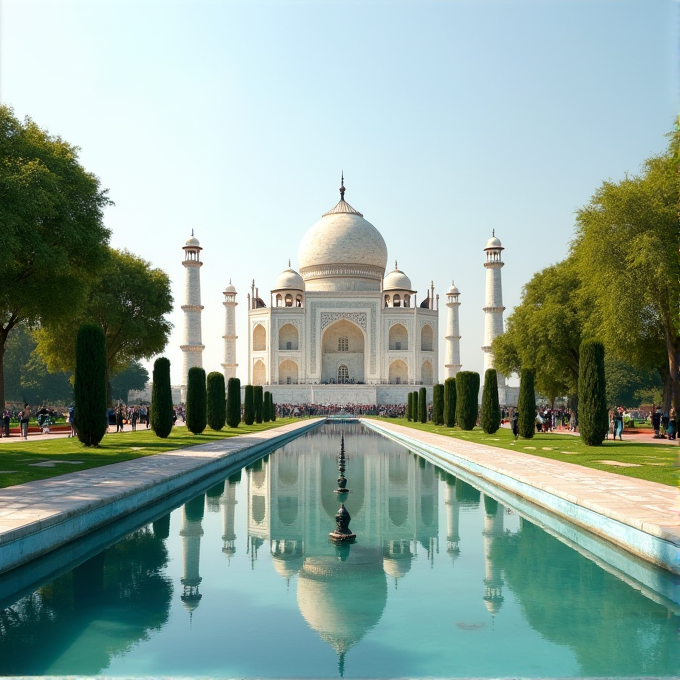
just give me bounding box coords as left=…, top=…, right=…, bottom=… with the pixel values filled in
left=1, top=0, right=677, bottom=386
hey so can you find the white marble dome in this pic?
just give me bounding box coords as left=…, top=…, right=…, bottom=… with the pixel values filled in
left=185, top=235, right=200, bottom=248
left=298, top=184, right=388, bottom=292
left=447, top=281, right=459, bottom=295
left=383, top=263, right=412, bottom=291
left=485, top=235, right=502, bottom=250
left=274, top=266, right=304, bottom=291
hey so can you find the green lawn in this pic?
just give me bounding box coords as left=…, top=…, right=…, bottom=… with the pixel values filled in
left=0, top=419, right=298, bottom=489
left=370, top=418, right=679, bottom=486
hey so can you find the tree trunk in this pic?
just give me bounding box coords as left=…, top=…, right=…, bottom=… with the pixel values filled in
left=0, top=340, right=5, bottom=412
left=106, top=364, right=112, bottom=408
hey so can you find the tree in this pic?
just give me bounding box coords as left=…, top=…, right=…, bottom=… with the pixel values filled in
left=444, top=377, right=456, bottom=427
left=407, top=392, right=413, bottom=421
left=110, top=360, right=149, bottom=402
left=517, top=368, right=536, bottom=439
left=207, top=372, right=226, bottom=431
left=572, top=144, right=678, bottom=411
left=419, top=387, right=427, bottom=423
left=456, top=371, right=479, bottom=430
left=35, top=247, right=173, bottom=406
left=605, top=355, right=662, bottom=408
left=244, top=385, right=255, bottom=425
left=263, top=391, right=272, bottom=423
left=226, top=377, right=241, bottom=428
left=254, top=385, right=264, bottom=424
left=0, top=106, right=111, bottom=409
left=150, top=357, right=173, bottom=438
left=480, top=369, right=501, bottom=434
left=271, top=395, right=276, bottom=421
left=186, top=367, right=206, bottom=434
left=492, top=258, right=584, bottom=405
left=74, top=324, right=107, bottom=446
left=579, top=340, right=608, bottom=446
left=433, top=383, right=444, bottom=425
left=412, top=390, right=418, bottom=424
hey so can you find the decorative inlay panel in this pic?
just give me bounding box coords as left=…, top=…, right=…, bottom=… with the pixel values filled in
left=320, top=312, right=367, bottom=331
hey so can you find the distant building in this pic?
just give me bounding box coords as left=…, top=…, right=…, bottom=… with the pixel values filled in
left=127, top=383, right=182, bottom=405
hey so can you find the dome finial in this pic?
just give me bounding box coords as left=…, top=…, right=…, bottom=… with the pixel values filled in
left=394, top=260, right=398, bottom=270
left=340, top=171, right=345, bottom=201
left=288, top=258, right=291, bottom=268
left=492, top=228, right=495, bottom=237
left=191, top=228, right=194, bottom=236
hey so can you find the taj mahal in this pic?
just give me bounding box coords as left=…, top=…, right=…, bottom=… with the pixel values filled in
left=180, top=177, right=517, bottom=406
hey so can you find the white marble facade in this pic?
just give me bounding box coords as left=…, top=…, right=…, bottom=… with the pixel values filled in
left=246, top=180, right=439, bottom=405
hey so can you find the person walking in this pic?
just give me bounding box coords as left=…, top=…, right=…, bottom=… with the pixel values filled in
left=511, top=410, right=519, bottom=439
left=19, top=403, right=30, bottom=440
left=68, top=404, right=76, bottom=438
left=2, top=409, right=9, bottom=437
left=131, top=407, right=138, bottom=431
left=613, top=407, right=624, bottom=441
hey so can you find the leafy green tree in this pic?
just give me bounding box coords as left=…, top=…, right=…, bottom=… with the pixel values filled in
left=517, top=368, right=536, bottom=439
left=74, top=324, right=107, bottom=446
left=433, top=383, right=444, bottom=425
left=150, top=357, right=173, bottom=438
left=110, top=360, right=148, bottom=402
left=480, top=369, right=501, bottom=434
left=244, top=385, right=255, bottom=425
left=572, top=145, right=678, bottom=410
left=492, top=257, right=583, bottom=405
left=226, top=377, right=241, bottom=428
left=263, top=390, right=272, bottom=423
left=407, top=392, right=413, bottom=421
left=456, top=371, right=479, bottom=430
left=605, top=355, right=662, bottom=408
left=186, top=367, right=207, bottom=434
left=254, top=385, right=264, bottom=424
left=419, top=387, right=427, bottom=423
left=0, top=105, right=111, bottom=409
left=207, top=372, right=226, bottom=431
left=579, top=340, right=608, bottom=446
left=35, top=247, right=173, bottom=406
left=444, top=377, right=456, bottom=427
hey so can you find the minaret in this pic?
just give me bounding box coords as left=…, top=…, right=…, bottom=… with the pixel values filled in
left=444, top=282, right=462, bottom=378
left=482, top=495, right=504, bottom=616
left=444, top=474, right=461, bottom=565
left=221, top=472, right=240, bottom=562
left=222, top=281, right=238, bottom=382
left=482, top=231, right=506, bottom=386
left=180, top=232, right=204, bottom=402
left=180, top=494, right=205, bottom=616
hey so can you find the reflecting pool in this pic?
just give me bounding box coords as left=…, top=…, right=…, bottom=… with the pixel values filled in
left=1, top=423, right=679, bottom=677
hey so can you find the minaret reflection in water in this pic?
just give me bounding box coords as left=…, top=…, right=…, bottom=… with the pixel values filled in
left=179, top=494, right=205, bottom=616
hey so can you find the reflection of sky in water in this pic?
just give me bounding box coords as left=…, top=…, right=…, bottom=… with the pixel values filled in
left=1, top=423, right=679, bottom=677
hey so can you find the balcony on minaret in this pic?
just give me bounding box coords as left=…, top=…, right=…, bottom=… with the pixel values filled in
left=183, top=233, right=203, bottom=264
left=484, top=232, right=504, bottom=268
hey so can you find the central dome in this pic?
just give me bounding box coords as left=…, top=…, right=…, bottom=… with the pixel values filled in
left=298, top=180, right=388, bottom=292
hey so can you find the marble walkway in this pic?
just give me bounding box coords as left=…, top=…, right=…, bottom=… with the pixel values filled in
left=364, top=420, right=680, bottom=572
left=0, top=419, right=320, bottom=574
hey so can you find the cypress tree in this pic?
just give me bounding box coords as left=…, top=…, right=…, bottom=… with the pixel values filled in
left=407, top=392, right=413, bottom=421
left=444, top=377, right=456, bottom=427
left=271, top=396, right=276, bottom=421
left=206, top=372, right=226, bottom=431
left=578, top=339, right=608, bottom=446
left=456, top=371, right=480, bottom=430
left=150, top=357, right=173, bottom=438
left=433, top=383, right=444, bottom=425
left=254, top=385, right=264, bottom=424
left=186, top=367, right=207, bottom=434
left=226, top=377, right=241, bottom=428
left=74, top=323, right=107, bottom=447
left=412, top=390, right=418, bottom=423
left=263, top=391, right=272, bottom=422
left=244, top=384, right=255, bottom=425
left=480, top=369, right=501, bottom=434
left=419, top=387, right=427, bottom=423
left=517, top=367, right=536, bottom=439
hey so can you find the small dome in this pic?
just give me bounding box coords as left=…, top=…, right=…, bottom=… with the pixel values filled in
left=224, top=281, right=236, bottom=294
left=274, top=267, right=304, bottom=291
left=383, top=263, right=413, bottom=292
left=447, top=281, right=459, bottom=295
left=185, top=235, right=201, bottom=248
left=485, top=235, right=503, bottom=250
left=383, top=556, right=412, bottom=580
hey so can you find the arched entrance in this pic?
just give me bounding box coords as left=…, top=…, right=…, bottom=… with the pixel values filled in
left=279, top=359, right=298, bottom=384
left=389, top=323, right=408, bottom=350
left=253, top=324, right=266, bottom=351
left=421, top=360, right=433, bottom=385
left=389, top=359, right=408, bottom=385
left=253, top=359, right=266, bottom=385
left=321, top=318, right=365, bottom=384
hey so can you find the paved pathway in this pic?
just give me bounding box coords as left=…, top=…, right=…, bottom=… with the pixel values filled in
left=366, top=420, right=680, bottom=550
left=0, top=419, right=319, bottom=574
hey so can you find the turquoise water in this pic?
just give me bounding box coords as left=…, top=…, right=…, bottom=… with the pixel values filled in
left=1, top=422, right=679, bottom=677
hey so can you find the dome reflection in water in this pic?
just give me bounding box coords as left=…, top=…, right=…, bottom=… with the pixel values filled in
left=0, top=422, right=679, bottom=677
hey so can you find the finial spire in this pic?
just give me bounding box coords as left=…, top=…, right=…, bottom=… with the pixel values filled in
left=395, top=260, right=398, bottom=270
left=339, top=171, right=345, bottom=201
left=288, top=258, right=291, bottom=268
left=492, top=228, right=495, bottom=237
left=191, top=228, right=194, bottom=237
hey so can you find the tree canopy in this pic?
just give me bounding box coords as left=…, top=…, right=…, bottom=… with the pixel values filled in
left=0, top=105, right=111, bottom=408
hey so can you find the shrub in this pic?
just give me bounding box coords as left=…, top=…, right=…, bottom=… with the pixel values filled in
left=74, top=323, right=107, bottom=446
left=419, top=387, right=427, bottom=423
left=263, top=391, right=272, bottom=422
left=444, top=377, right=456, bottom=427
left=407, top=392, right=413, bottom=421
left=186, top=367, right=207, bottom=434
left=150, top=357, right=173, bottom=438
left=480, top=369, right=501, bottom=434
left=271, top=395, right=276, bottom=421
left=207, top=372, right=226, bottom=431
left=433, top=383, right=445, bottom=425
left=244, top=385, right=254, bottom=425
left=456, top=371, right=480, bottom=430
left=254, top=385, right=264, bottom=424
left=517, top=368, right=536, bottom=439
left=578, top=340, right=608, bottom=446
left=226, top=377, right=241, bottom=428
